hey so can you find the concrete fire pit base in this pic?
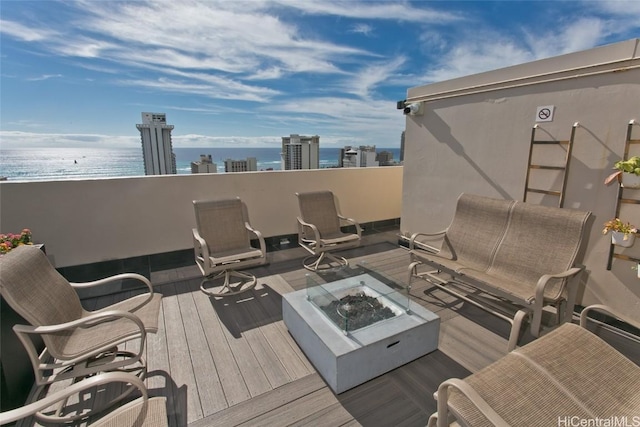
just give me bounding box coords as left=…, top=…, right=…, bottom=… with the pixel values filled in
left=282, top=274, right=440, bottom=394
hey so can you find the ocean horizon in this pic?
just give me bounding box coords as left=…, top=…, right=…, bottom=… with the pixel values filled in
left=0, top=146, right=401, bottom=182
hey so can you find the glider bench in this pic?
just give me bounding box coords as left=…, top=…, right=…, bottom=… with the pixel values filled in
left=428, top=305, right=640, bottom=426
left=408, top=193, right=591, bottom=350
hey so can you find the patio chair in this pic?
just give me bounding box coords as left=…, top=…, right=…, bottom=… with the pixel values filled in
left=0, top=245, right=162, bottom=391
left=296, top=190, right=362, bottom=271
left=193, top=197, right=267, bottom=297
left=427, top=305, right=640, bottom=426
left=0, top=371, right=168, bottom=426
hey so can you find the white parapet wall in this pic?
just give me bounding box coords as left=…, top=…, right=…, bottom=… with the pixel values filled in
left=0, top=166, right=403, bottom=268
left=400, top=38, right=640, bottom=320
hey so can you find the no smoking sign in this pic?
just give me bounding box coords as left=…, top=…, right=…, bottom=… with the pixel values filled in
left=535, top=105, right=555, bottom=122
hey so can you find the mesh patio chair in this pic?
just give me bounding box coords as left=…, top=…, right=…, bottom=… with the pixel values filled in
left=193, top=197, right=267, bottom=297
left=296, top=190, right=362, bottom=271
left=427, top=305, right=640, bottom=427
left=0, top=371, right=168, bottom=426
left=0, top=245, right=162, bottom=400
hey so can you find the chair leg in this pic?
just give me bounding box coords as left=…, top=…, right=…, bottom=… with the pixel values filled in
left=200, top=269, right=257, bottom=297
left=303, top=252, right=349, bottom=271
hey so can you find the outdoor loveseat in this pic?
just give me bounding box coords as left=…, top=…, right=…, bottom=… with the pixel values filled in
left=408, top=193, right=591, bottom=350
left=428, top=305, right=640, bottom=426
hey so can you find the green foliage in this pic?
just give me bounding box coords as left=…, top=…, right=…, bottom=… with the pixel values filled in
left=614, top=156, right=640, bottom=175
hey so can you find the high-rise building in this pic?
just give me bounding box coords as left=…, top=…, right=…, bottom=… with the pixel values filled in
left=341, top=145, right=378, bottom=167
left=377, top=150, right=395, bottom=166
left=136, top=112, right=176, bottom=175
left=224, top=157, right=257, bottom=173
left=191, top=154, right=217, bottom=174
left=281, top=134, right=319, bottom=170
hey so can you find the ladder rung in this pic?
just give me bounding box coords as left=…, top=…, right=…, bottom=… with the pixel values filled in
left=612, top=253, right=640, bottom=263
left=529, top=165, right=566, bottom=170
left=532, top=140, right=569, bottom=145
left=525, top=188, right=561, bottom=196
left=620, top=198, right=640, bottom=204
left=628, top=139, right=640, bottom=144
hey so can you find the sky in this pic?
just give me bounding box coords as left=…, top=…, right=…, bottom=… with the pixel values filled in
left=1, top=1, right=639, bottom=149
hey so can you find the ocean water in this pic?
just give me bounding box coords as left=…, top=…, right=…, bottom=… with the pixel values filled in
left=0, top=147, right=401, bottom=181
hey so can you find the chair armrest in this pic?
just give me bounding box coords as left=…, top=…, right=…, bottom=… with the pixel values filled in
left=70, top=273, right=152, bottom=292
left=529, top=267, right=584, bottom=337
left=70, top=273, right=155, bottom=310
left=245, top=223, right=267, bottom=254
left=409, top=230, right=447, bottom=252
left=580, top=304, right=640, bottom=330
left=193, top=228, right=210, bottom=258
left=533, top=266, right=584, bottom=303
left=13, top=310, right=147, bottom=364
left=337, top=214, right=362, bottom=237
left=297, top=217, right=321, bottom=243
left=433, top=378, right=509, bottom=427
left=0, top=371, right=149, bottom=425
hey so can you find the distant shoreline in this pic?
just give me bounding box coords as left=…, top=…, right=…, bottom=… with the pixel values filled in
left=0, top=146, right=401, bottom=182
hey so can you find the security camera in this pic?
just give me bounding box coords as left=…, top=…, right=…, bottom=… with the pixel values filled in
left=403, top=102, right=423, bottom=116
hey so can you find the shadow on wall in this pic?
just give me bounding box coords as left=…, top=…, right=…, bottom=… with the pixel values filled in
left=425, top=110, right=511, bottom=199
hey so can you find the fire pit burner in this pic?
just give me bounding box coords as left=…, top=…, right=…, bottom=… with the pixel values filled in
left=322, top=292, right=396, bottom=331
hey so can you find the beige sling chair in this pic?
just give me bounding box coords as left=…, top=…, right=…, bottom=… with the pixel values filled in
left=296, top=190, right=361, bottom=271
left=0, top=245, right=162, bottom=420
left=192, top=197, right=267, bottom=297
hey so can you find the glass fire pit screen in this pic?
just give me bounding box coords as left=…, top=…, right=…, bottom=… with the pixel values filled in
left=306, top=272, right=410, bottom=334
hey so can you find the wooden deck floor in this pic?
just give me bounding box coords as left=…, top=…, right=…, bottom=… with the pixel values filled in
left=152, top=235, right=507, bottom=426
left=23, top=231, right=638, bottom=426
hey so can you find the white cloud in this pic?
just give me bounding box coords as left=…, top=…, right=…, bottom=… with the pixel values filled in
left=69, top=0, right=373, bottom=75
left=525, top=17, right=607, bottom=59
left=0, top=131, right=139, bottom=148
left=272, top=0, right=463, bottom=23
left=117, top=76, right=277, bottom=103
left=420, top=13, right=626, bottom=85
left=423, top=35, right=533, bottom=83
left=26, top=74, right=63, bottom=81
left=586, top=0, right=640, bottom=16
left=350, top=24, right=374, bottom=36
left=266, top=95, right=404, bottom=142
left=343, top=57, right=407, bottom=99
left=0, top=19, right=56, bottom=41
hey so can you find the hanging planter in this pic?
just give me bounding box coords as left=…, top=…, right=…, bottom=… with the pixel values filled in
left=611, top=231, right=636, bottom=247
left=622, top=172, right=640, bottom=189
left=603, top=218, right=637, bottom=248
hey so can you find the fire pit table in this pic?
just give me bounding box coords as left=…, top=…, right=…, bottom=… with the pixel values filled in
left=282, top=264, right=440, bottom=394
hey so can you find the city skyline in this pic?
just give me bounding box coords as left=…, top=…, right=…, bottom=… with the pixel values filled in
left=1, top=1, right=639, bottom=150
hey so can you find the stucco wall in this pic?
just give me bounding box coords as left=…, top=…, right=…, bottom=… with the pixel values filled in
left=400, top=39, right=640, bottom=319
left=0, top=166, right=402, bottom=268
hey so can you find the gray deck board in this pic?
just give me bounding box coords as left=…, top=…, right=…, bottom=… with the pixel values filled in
left=241, top=387, right=340, bottom=427
left=191, top=374, right=326, bottom=427
left=145, top=284, right=177, bottom=427
left=176, top=284, right=227, bottom=418
left=189, top=278, right=252, bottom=408
left=161, top=283, right=202, bottom=425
